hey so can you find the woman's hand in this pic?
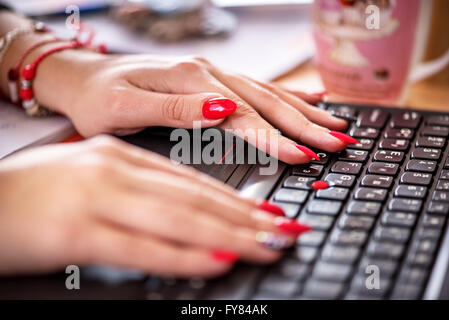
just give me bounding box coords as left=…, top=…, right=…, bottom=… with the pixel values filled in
left=35, top=52, right=354, bottom=165
left=0, top=136, right=309, bottom=277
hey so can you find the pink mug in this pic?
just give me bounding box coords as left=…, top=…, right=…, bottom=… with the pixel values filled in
left=312, top=0, right=449, bottom=106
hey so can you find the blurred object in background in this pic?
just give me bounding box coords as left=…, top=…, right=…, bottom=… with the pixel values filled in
left=111, top=0, right=237, bottom=42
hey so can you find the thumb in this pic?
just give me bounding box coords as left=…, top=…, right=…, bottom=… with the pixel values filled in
left=157, top=92, right=237, bottom=128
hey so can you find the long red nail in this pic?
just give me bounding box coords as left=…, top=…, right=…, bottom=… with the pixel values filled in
left=328, top=131, right=359, bottom=144
left=275, top=219, right=312, bottom=236
left=258, top=200, right=285, bottom=216
left=296, top=145, right=320, bottom=160
left=312, top=180, right=329, bottom=191
left=211, top=250, right=239, bottom=263
left=202, top=98, right=237, bottom=120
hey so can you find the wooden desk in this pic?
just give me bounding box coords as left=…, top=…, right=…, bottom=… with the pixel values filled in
left=275, top=60, right=449, bottom=112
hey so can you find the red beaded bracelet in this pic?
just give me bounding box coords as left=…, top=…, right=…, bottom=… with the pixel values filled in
left=18, top=23, right=106, bottom=116
left=8, top=36, right=61, bottom=104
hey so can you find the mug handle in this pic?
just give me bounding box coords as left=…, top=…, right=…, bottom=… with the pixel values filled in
left=409, top=47, right=449, bottom=83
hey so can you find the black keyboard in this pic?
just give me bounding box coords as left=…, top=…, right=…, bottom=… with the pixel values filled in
left=143, top=102, right=449, bottom=300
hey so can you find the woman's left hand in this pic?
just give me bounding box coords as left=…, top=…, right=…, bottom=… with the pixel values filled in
left=35, top=52, right=350, bottom=164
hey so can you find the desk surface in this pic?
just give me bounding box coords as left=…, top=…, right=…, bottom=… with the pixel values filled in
left=275, top=61, right=449, bottom=112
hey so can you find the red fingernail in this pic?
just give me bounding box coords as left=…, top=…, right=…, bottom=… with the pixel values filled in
left=311, top=90, right=327, bottom=98
left=202, top=98, right=237, bottom=120
left=312, top=180, right=329, bottom=191
left=211, top=250, right=239, bottom=263
left=295, top=145, right=320, bottom=160
left=328, top=131, right=359, bottom=144
left=275, top=219, right=312, bottom=236
left=258, top=200, right=285, bottom=216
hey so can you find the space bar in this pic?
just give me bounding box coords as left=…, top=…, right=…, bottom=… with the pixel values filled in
left=238, top=163, right=287, bottom=199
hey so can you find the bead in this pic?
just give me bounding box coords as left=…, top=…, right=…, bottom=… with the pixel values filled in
left=22, top=65, right=35, bottom=80
left=19, top=88, right=34, bottom=100
left=22, top=98, right=36, bottom=110
left=97, top=43, right=107, bottom=54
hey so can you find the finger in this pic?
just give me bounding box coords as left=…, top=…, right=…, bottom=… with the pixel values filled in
left=211, top=71, right=347, bottom=153
left=84, top=223, right=235, bottom=278
left=92, top=190, right=283, bottom=263
left=257, top=81, right=347, bottom=131
left=85, top=136, right=257, bottom=208
left=110, top=83, right=237, bottom=129
left=110, top=164, right=281, bottom=232
left=270, top=84, right=326, bottom=105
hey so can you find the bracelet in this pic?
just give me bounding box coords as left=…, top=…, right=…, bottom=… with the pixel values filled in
left=8, top=36, right=61, bottom=104
left=0, top=21, right=47, bottom=72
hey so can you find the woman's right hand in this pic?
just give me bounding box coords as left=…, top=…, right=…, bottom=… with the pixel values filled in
left=0, top=136, right=309, bottom=278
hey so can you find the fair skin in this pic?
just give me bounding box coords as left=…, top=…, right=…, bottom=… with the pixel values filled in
left=0, top=11, right=350, bottom=277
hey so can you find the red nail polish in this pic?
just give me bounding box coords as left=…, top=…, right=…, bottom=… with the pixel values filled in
left=211, top=250, right=239, bottom=263
left=312, top=180, right=329, bottom=191
left=258, top=200, right=285, bottom=216
left=202, top=98, right=237, bottom=120
left=328, top=131, right=359, bottom=144
left=296, top=145, right=320, bottom=160
left=312, top=90, right=327, bottom=98
left=275, top=220, right=312, bottom=236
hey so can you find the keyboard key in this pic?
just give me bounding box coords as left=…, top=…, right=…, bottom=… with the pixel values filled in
left=384, top=128, right=414, bottom=139
left=351, top=127, right=379, bottom=139
left=411, top=239, right=438, bottom=255
left=292, top=164, right=324, bottom=177
left=313, top=262, right=353, bottom=282
left=307, top=200, right=342, bottom=216
left=257, top=274, right=301, bottom=297
left=398, top=268, right=427, bottom=287
left=349, top=138, right=374, bottom=151
left=432, top=191, right=449, bottom=202
left=374, top=150, right=404, bottom=163
left=440, top=170, right=449, bottom=179
left=445, top=157, right=449, bottom=169
left=338, top=149, right=368, bottom=162
left=310, top=150, right=330, bottom=165
left=359, top=258, right=398, bottom=278
left=427, top=201, right=449, bottom=216
left=338, top=215, right=375, bottom=231
left=349, top=275, right=391, bottom=299
left=390, top=111, right=421, bottom=129
left=283, top=176, right=316, bottom=190
left=374, top=226, right=411, bottom=243
left=297, top=213, right=334, bottom=231
left=331, top=161, right=362, bottom=175
left=303, top=280, right=344, bottom=299
left=347, top=201, right=382, bottom=216
left=416, top=136, right=445, bottom=148
left=391, top=284, right=422, bottom=300
left=406, top=159, right=437, bottom=173
left=322, top=245, right=360, bottom=264
left=406, top=252, right=432, bottom=269
left=357, top=109, right=389, bottom=128
left=411, top=147, right=441, bottom=160
left=388, top=198, right=422, bottom=213
left=330, top=229, right=367, bottom=247
left=422, top=215, right=445, bottom=228
left=379, top=138, right=409, bottom=151
left=426, top=115, right=449, bottom=126
left=354, top=187, right=388, bottom=201
left=296, top=231, right=327, bottom=247
left=400, top=172, right=432, bottom=186
left=291, top=246, right=319, bottom=263
left=316, top=187, right=349, bottom=201
left=381, top=212, right=416, bottom=228
left=422, top=125, right=449, bottom=137
left=273, top=202, right=301, bottom=219
left=368, top=162, right=399, bottom=175
left=276, top=259, right=310, bottom=281
left=361, top=175, right=393, bottom=188
left=367, top=242, right=404, bottom=260
left=436, top=180, right=449, bottom=191
left=324, top=173, right=356, bottom=188
left=417, top=228, right=441, bottom=240
left=327, top=104, right=357, bottom=120
left=274, top=188, right=308, bottom=204
left=394, top=185, right=427, bottom=199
